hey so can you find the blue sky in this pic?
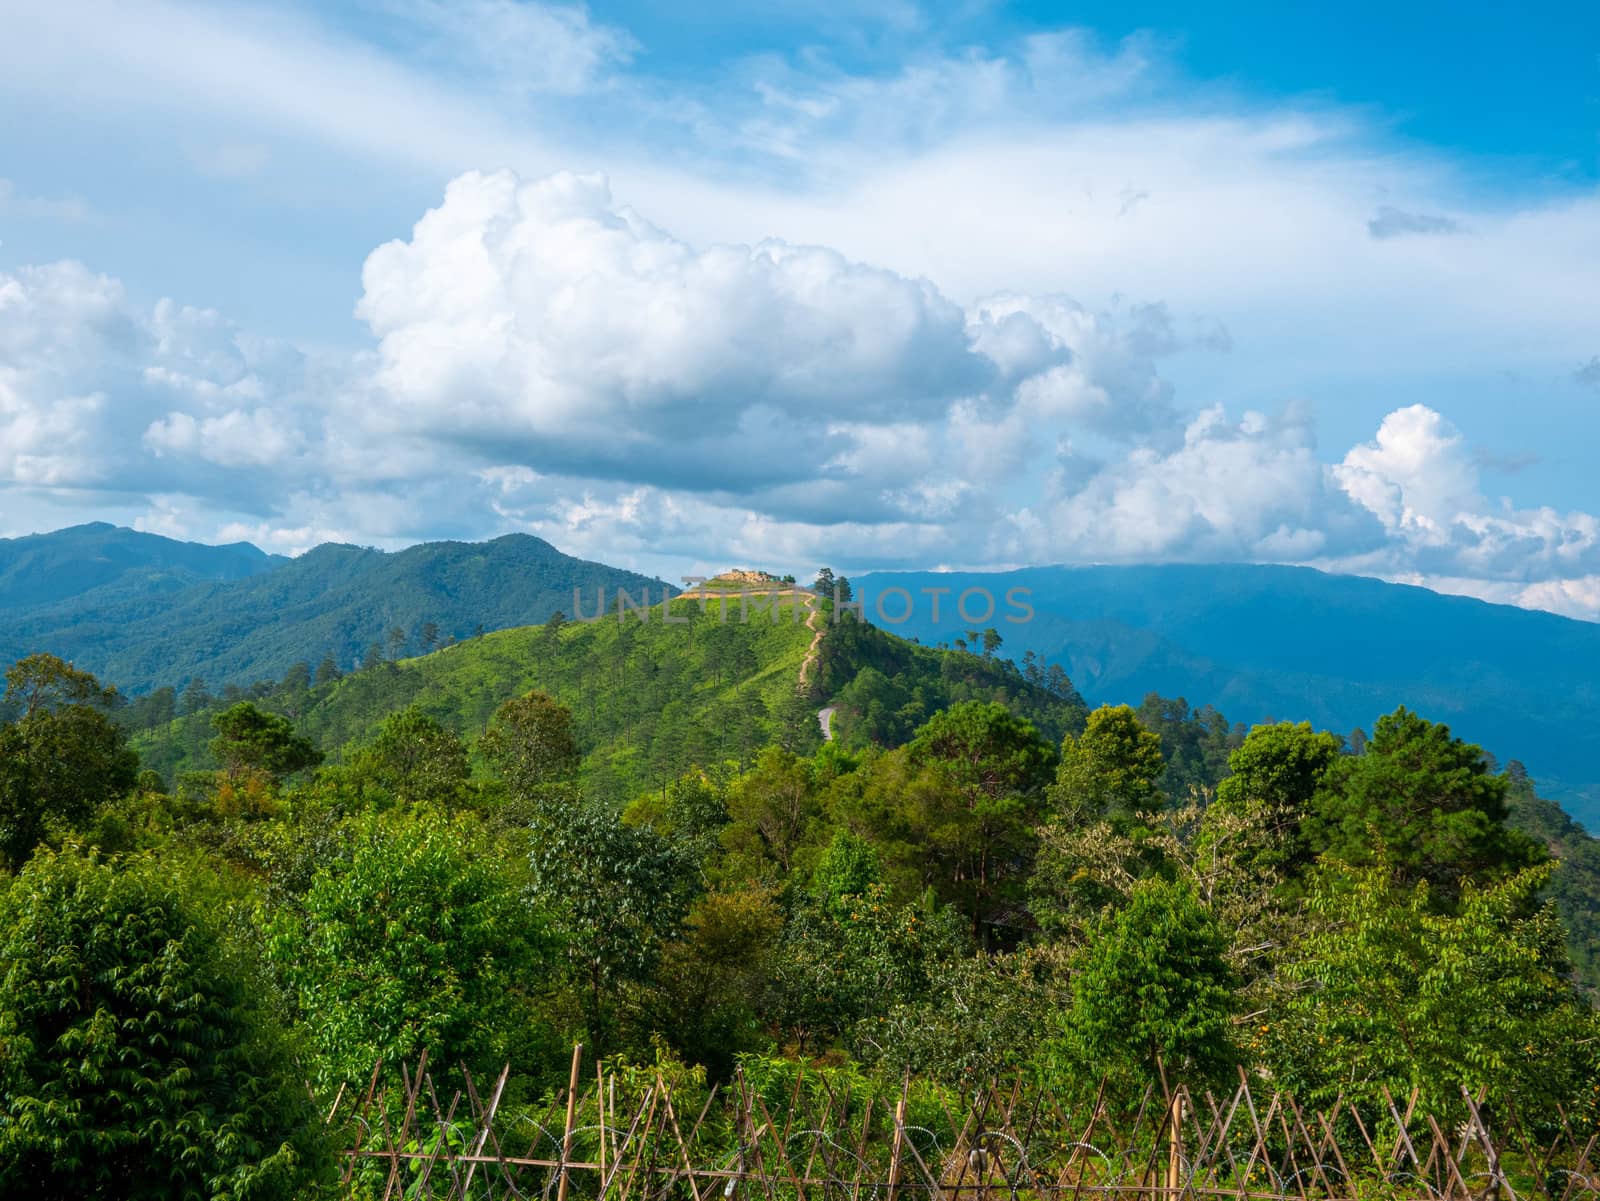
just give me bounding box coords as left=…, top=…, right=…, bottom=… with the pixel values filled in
left=1, top=0, right=1598, bottom=617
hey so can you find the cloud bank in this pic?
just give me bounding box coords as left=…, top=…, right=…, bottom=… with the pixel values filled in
left=3, top=169, right=1599, bottom=620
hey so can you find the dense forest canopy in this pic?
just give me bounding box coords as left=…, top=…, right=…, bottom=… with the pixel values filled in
left=3, top=586, right=1599, bottom=1195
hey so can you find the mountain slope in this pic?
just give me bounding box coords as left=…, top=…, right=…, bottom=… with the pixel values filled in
left=857, top=564, right=1600, bottom=826
left=3, top=532, right=671, bottom=694
left=0, top=522, right=281, bottom=613
left=132, top=601, right=1089, bottom=804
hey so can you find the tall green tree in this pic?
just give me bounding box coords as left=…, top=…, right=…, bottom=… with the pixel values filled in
left=1199, top=721, right=1342, bottom=884
left=350, top=705, right=471, bottom=805
left=647, top=886, right=784, bottom=1075
left=0, top=849, right=327, bottom=1197
left=769, top=881, right=968, bottom=1051
left=723, top=747, right=823, bottom=877
left=528, top=804, right=694, bottom=1051
left=906, top=701, right=1056, bottom=940
left=209, top=701, right=322, bottom=783
left=480, top=690, right=580, bottom=807
left=3, top=652, right=119, bottom=718
left=1306, top=707, right=1542, bottom=902
left=0, top=655, right=139, bottom=870
left=1047, top=877, right=1237, bottom=1100
left=1265, top=860, right=1596, bottom=1121
left=1049, top=704, right=1165, bottom=827
left=269, top=807, right=553, bottom=1092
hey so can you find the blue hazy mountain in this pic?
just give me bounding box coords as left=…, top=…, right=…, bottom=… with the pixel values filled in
left=1, top=526, right=669, bottom=695
left=857, top=564, right=1600, bottom=827
left=0, top=522, right=282, bottom=613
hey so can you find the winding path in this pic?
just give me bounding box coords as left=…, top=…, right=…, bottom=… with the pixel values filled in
left=796, top=602, right=838, bottom=741
left=797, top=598, right=825, bottom=689
left=678, top=579, right=835, bottom=740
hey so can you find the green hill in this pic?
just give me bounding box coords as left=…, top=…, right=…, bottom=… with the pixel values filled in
left=133, top=598, right=1089, bottom=804
left=4, top=531, right=670, bottom=695
left=116, top=589, right=1600, bottom=989
left=0, top=522, right=281, bottom=614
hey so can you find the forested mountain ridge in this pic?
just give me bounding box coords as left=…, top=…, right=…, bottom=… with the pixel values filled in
left=118, top=588, right=1600, bottom=984
left=131, top=596, right=1090, bottom=805
left=858, top=564, right=1600, bottom=827
left=13, top=524, right=1600, bottom=829
left=0, top=521, right=281, bottom=613
left=1, top=528, right=670, bottom=694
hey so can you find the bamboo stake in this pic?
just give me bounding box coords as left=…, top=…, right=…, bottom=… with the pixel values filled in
left=849, top=1093, right=875, bottom=1201
left=888, top=1082, right=908, bottom=1201
left=598, top=1062, right=609, bottom=1201
left=558, top=1044, right=584, bottom=1201
left=662, top=1074, right=708, bottom=1201
left=1557, top=1129, right=1600, bottom=1201
left=1425, top=1114, right=1474, bottom=1201
left=383, top=1052, right=428, bottom=1201
left=1459, top=1088, right=1504, bottom=1201
left=413, top=1076, right=460, bottom=1200
left=754, top=1088, right=811, bottom=1201
left=343, top=1059, right=386, bottom=1187
left=1167, top=1093, right=1183, bottom=1200
left=604, top=1083, right=656, bottom=1201
left=736, top=1073, right=779, bottom=1201
left=461, top=1063, right=512, bottom=1199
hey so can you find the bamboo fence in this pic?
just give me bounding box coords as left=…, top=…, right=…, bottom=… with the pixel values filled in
left=325, top=1046, right=1600, bottom=1201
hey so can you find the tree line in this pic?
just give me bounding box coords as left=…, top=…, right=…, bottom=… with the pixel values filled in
left=1, top=642, right=1597, bottom=1196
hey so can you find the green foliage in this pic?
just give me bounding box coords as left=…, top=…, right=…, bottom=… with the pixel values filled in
left=0, top=655, right=139, bottom=869
left=1029, top=812, right=1171, bottom=943
left=1307, top=707, right=1545, bottom=902
left=816, top=617, right=1087, bottom=745
left=862, top=946, right=1067, bottom=1086
left=769, top=883, right=969, bottom=1050
left=1201, top=721, right=1343, bottom=884
left=269, top=807, right=553, bottom=1093
left=346, top=705, right=471, bottom=805
left=1050, top=704, right=1167, bottom=826
left=723, top=746, right=827, bottom=877
left=1047, top=877, right=1237, bottom=1099
left=0, top=848, right=327, bottom=1198
left=209, top=701, right=322, bottom=782
left=1265, top=860, right=1598, bottom=1121
left=903, top=701, right=1056, bottom=939
left=909, top=701, right=1057, bottom=800
left=3, top=650, right=121, bottom=718
left=1133, top=693, right=1244, bottom=804
left=648, top=886, right=785, bottom=1075
left=528, top=803, right=696, bottom=1051
left=623, top=768, right=732, bottom=869
left=1505, top=763, right=1600, bottom=988
left=812, top=828, right=884, bottom=909
left=480, top=688, right=580, bottom=805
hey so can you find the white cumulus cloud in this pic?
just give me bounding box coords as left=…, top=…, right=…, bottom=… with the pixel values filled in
left=4, top=173, right=1600, bottom=621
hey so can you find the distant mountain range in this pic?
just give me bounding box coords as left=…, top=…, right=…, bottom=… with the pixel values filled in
left=857, top=564, right=1600, bottom=827
left=0, top=521, right=282, bottom=612
left=0, top=524, right=668, bottom=693
left=8, top=524, right=1600, bottom=827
